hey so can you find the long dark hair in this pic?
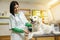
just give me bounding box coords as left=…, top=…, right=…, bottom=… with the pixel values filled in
left=10, top=1, right=19, bottom=16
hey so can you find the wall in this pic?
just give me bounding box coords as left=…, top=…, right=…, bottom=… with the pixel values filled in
left=0, top=0, right=48, bottom=13
left=50, top=2, right=60, bottom=24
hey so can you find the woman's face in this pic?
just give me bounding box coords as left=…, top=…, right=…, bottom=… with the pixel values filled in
left=14, top=4, right=20, bottom=14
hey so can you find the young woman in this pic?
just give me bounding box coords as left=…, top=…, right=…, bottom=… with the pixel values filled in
left=9, top=1, right=32, bottom=40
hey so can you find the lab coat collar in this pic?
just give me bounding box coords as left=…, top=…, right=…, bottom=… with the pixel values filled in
left=15, top=14, right=19, bottom=16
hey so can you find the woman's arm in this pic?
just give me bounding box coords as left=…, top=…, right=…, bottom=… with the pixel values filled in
left=9, top=15, right=24, bottom=33
left=11, top=27, right=24, bottom=33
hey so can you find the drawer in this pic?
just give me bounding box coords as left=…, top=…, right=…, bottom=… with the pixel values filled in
left=0, top=25, right=11, bottom=36
left=0, top=19, right=9, bottom=23
left=37, top=37, right=55, bottom=40
left=0, top=35, right=10, bottom=40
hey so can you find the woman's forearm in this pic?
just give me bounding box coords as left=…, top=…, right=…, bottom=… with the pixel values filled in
left=11, top=27, right=24, bottom=33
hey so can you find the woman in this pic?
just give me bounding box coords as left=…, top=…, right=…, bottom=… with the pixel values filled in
left=9, top=1, right=32, bottom=40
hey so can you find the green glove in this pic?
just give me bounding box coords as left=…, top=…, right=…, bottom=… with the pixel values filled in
left=25, top=22, right=32, bottom=27
left=11, top=27, right=24, bottom=33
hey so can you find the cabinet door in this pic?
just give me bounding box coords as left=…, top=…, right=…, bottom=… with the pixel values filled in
left=57, top=36, right=60, bottom=40
left=37, top=37, right=55, bottom=40
left=1, top=38, right=10, bottom=40
left=32, top=38, right=35, bottom=40
left=0, top=36, right=10, bottom=40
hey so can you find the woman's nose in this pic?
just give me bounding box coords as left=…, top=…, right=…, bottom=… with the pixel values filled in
left=17, top=8, right=19, bottom=11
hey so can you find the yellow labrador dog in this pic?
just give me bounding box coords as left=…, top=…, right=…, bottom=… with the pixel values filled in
left=28, top=16, right=54, bottom=40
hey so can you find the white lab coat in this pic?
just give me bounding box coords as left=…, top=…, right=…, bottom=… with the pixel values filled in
left=9, top=11, right=28, bottom=40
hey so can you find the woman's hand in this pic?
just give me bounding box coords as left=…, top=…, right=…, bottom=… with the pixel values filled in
left=24, top=30, right=29, bottom=34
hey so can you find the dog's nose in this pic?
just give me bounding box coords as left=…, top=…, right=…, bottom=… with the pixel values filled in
left=30, top=19, right=36, bottom=24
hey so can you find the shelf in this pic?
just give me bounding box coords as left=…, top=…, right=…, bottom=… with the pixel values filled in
left=0, top=16, right=9, bottom=19
left=0, top=23, right=9, bottom=25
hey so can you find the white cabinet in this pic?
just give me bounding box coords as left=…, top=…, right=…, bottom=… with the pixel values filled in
left=0, top=16, right=11, bottom=36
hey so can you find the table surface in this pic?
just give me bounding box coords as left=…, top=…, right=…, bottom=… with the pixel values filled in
left=33, top=33, right=60, bottom=37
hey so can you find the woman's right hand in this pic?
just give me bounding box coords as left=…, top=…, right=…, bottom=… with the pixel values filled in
left=24, top=30, right=29, bottom=34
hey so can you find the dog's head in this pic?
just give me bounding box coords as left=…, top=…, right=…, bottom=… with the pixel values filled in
left=30, top=16, right=42, bottom=24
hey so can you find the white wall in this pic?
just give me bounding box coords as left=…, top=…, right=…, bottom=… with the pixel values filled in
left=0, top=1, right=48, bottom=16
left=50, top=2, right=60, bottom=24
left=0, top=1, right=48, bottom=13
